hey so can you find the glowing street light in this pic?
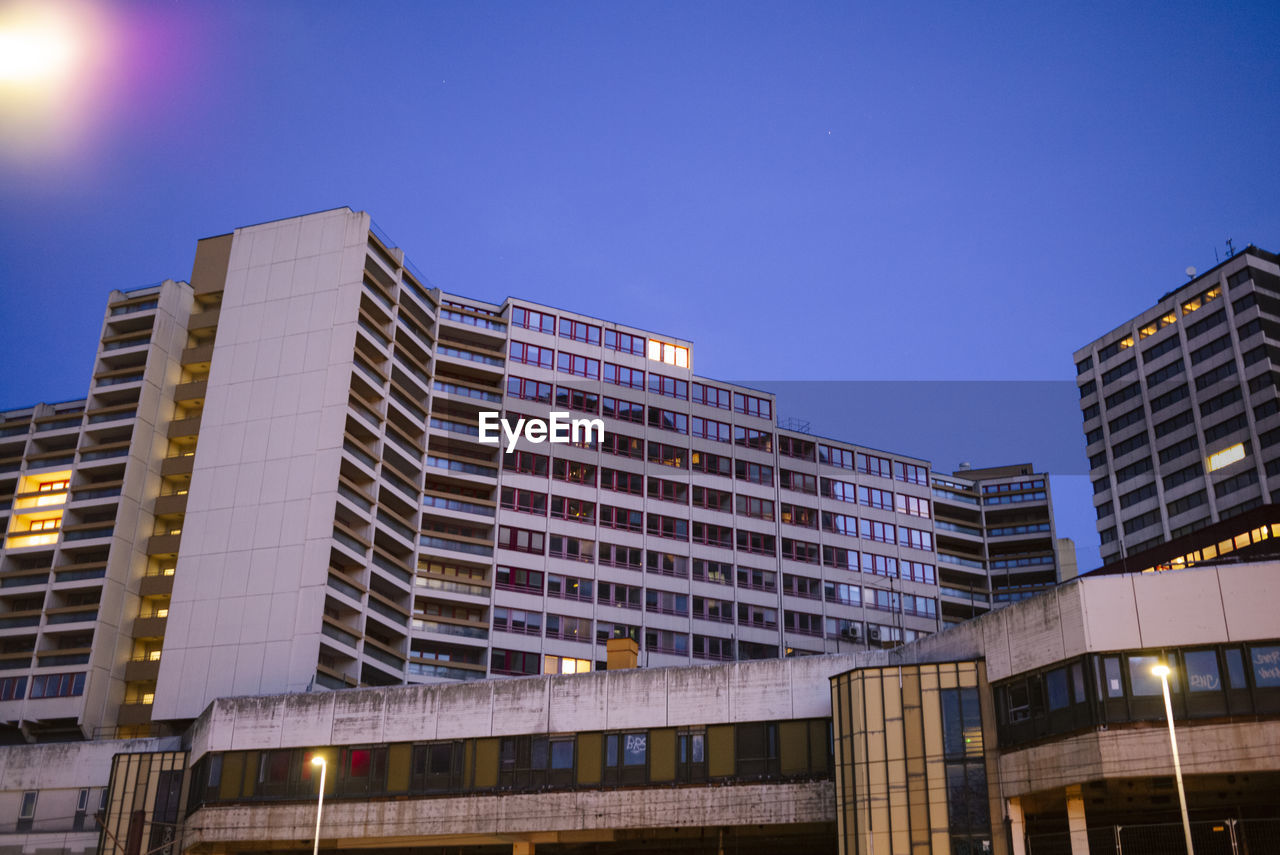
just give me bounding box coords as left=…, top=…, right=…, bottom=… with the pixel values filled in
left=310, top=755, right=327, bottom=855
left=1152, top=663, right=1194, bottom=854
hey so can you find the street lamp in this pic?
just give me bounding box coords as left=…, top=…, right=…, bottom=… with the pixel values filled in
left=310, top=755, right=327, bottom=855
left=1152, top=663, right=1194, bottom=855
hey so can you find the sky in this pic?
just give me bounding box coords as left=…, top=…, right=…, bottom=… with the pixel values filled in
left=2, top=0, right=1279, bottom=572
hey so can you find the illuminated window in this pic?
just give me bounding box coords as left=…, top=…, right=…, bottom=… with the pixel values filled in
left=543, top=654, right=591, bottom=674
left=1139, top=323, right=1157, bottom=339
left=1207, top=442, right=1246, bottom=472
left=647, top=339, right=689, bottom=368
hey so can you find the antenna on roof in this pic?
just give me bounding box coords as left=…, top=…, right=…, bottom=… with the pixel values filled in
left=1185, top=266, right=1196, bottom=281
left=1226, top=238, right=1236, bottom=257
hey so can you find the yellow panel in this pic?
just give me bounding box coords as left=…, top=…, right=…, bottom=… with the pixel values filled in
left=939, top=664, right=958, bottom=690
left=958, top=663, right=978, bottom=688
left=218, top=753, right=243, bottom=801
left=463, top=740, right=475, bottom=790
left=808, top=719, right=829, bottom=774
left=473, top=738, right=499, bottom=789
left=778, top=721, right=807, bottom=776
left=577, top=733, right=602, bottom=785
left=241, top=751, right=258, bottom=797
left=708, top=725, right=735, bottom=778
left=650, top=728, right=676, bottom=782
left=387, top=743, right=411, bottom=792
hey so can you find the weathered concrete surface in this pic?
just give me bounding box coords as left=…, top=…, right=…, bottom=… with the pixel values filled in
left=997, top=719, right=1280, bottom=798
left=182, top=781, right=835, bottom=852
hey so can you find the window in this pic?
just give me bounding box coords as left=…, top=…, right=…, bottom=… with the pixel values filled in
left=780, top=469, right=817, bottom=494
left=598, top=505, right=642, bottom=532
left=602, top=432, right=644, bottom=459
left=601, top=467, right=643, bottom=495
left=648, top=407, right=688, bottom=434
left=861, top=553, right=897, bottom=577
left=735, top=426, right=772, bottom=451
left=819, top=511, right=853, bottom=535
left=735, top=494, right=774, bottom=520
left=824, top=581, right=861, bottom=605
left=1080, top=380, right=1096, bottom=399
left=693, top=596, right=734, bottom=622
left=647, top=339, right=689, bottom=368
left=691, top=450, right=732, bottom=478
left=647, top=442, right=686, bottom=468
left=899, top=526, right=933, bottom=551
left=598, top=541, right=642, bottom=569
left=549, top=534, right=593, bottom=562
left=781, top=538, right=820, bottom=564
left=29, top=672, right=86, bottom=698
left=736, top=530, right=775, bottom=556
left=501, top=487, right=547, bottom=516
left=552, top=458, right=596, bottom=485
left=603, top=363, right=645, bottom=390
left=0, top=676, right=27, bottom=701
left=503, top=449, right=549, bottom=477
left=604, top=329, right=646, bottom=355
left=509, top=340, right=553, bottom=368
left=559, top=318, right=601, bottom=344
left=783, top=503, right=818, bottom=528
left=557, top=352, right=600, bottom=379
left=1154, top=409, right=1195, bottom=438
left=497, top=527, right=545, bottom=555
left=692, top=382, right=732, bottom=409
left=1101, top=357, right=1136, bottom=386
left=692, top=522, right=733, bottom=548
left=691, top=415, right=731, bottom=442
left=902, top=561, right=935, bottom=583
left=646, top=476, right=688, bottom=504
left=507, top=376, right=552, bottom=404
left=646, top=550, right=688, bottom=578
left=733, top=392, right=771, bottom=419
left=645, top=590, right=689, bottom=616
left=778, top=435, right=815, bottom=461
left=647, top=513, right=688, bottom=541
left=893, top=462, right=928, bottom=485
left=648, top=373, right=688, bottom=400
left=821, top=477, right=856, bottom=503
left=597, top=582, right=642, bottom=609
left=645, top=628, right=689, bottom=655
left=691, top=485, right=731, bottom=512
left=819, top=445, right=854, bottom=469
left=856, top=452, right=892, bottom=478
left=547, top=574, right=593, bottom=601
left=1104, top=383, right=1140, bottom=410
left=859, top=519, right=895, bottom=543
left=735, top=459, right=773, bottom=486
left=784, top=610, right=823, bottom=636
left=491, top=649, right=539, bottom=676
left=737, top=566, right=777, bottom=591
left=1195, top=360, right=1237, bottom=391
left=19, top=790, right=36, bottom=820
left=555, top=386, right=599, bottom=415
left=550, top=496, right=596, bottom=523
left=1184, top=307, right=1225, bottom=339
left=737, top=602, right=777, bottom=629
left=1190, top=335, right=1231, bottom=366
left=895, top=494, right=930, bottom=518
left=603, top=396, right=644, bottom=423
left=822, top=545, right=856, bottom=570
left=511, top=307, right=555, bottom=334
left=545, top=614, right=592, bottom=642
left=1150, top=384, right=1190, bottom=413
left=496, top=566, right=543, bottom=594
left=493, top=607, right=542, bottom=636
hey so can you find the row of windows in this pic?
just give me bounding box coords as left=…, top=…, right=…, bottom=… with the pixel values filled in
left=994, top=641, right=1280, bottom=748
left=187, top=718, right=834, bottom=811
left=0, top=672, right=84, bottom=701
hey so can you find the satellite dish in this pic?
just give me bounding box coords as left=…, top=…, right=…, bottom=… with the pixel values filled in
left=1185, top=266, right=1197, bottom=279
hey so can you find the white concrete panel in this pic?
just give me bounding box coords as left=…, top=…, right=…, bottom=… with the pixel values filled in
left=246, top=547, right=280, bottom=596
left=279, top=333, right=308, bottom=376
left=296, top=214, right=327, bottom=259
left=260, top=640, right=295, bottom=694
left=205, top=646, right=237, bottom=701
left=1080, top=576, right=1143, bottom=652
left=271, top=375, right=304, bottom=419
left=272, top=544, right=306, bottom=592
left=252, top=502, right=284, bottom=550
left=383, top=686, right=441, bottom=743
left=435, top=682, right=496, bottom=738
left=231, top=643, right=266, bottom=697
left=1216, top=562, right=1280, bottom=640
left=249, top=229, right=277, bottom=268
left=258, top=458, right=290, bottom=504
left=239, top=594, right=272, bottom=644
left=228, top=696, right=284, bottom=749
left=1004, top=592, right=1068, bottom=676
left=785, top=656, right=845, bottom=718
left=981, top=611, right=1014, bottom=682
left=727, top=660, right=793, bottom=722
left=548, top=671, right=609, bottom=732
left=1133, top=567, right=1229, bottom=647
left=665, top=665, right=729, bottom=726
left=605, top=670, right=668, bottom=730
left=331, top=690, right=387, bottom=745
left=267, top=592, right=300, bottom=642
left=253, top=336, right=284, bottom=381
left=213, top=597, right=245, bottom=646
left=490, top=678, right=551, bottom=736
left=266, top=261, right=294, bottom=302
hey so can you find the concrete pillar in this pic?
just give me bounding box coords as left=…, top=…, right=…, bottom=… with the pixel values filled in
left=1006, top=796, right=1027, bottom=855
left=513, top=842, right=534, bottom=855
left=1065, top=784, right=1088, bottom=855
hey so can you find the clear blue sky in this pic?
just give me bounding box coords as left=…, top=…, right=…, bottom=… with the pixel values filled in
left=2, top=1, right=1278, bottom=570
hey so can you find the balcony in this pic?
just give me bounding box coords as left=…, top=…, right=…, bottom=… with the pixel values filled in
left=160, top=455, right=195, bottom=477
left=167, top=415, right=202, bottom=439
left=180, top=344, right=214, bottom=368
left=124, top=657, right=161, bottom=682
left=133, top=615, right=168, bottom=638
left=153, top=493, right=188, bottom=516
left=145, top=533, right=182, bottom=555
left=139, top=573, right=174, bottom=597
left=116, top=702, right=154, bottom=726
left=188, top=305, right=221, bottom=332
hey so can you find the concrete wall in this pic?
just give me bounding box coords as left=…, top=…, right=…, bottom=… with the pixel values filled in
left=185, top=653, right=856, bottom=762
left=154, top=209, right=371, bottom=722
left=871, top=561, right=1279, bottom=681
left=0, top=736, right=178, bottom=853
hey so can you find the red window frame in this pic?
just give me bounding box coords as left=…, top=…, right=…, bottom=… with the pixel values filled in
left=557, top=352, right=600, bottom=379
left=510, top=307, right=555, bottom=334
left=509, top=340, right=553, bottom=369
left=559, top=318, right=601, bottom=345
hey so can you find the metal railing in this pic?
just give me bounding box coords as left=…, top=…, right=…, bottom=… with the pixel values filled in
left=1026, top=818, right=1280, bottom=855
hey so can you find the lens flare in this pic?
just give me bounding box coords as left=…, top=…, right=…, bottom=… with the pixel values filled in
left=0, top=9, right=78, bottom=84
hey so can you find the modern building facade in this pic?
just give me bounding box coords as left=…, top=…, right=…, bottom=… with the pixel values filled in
left=3, top=560, right=1276, bottom=855
left=1, top=208, right=1064, bottom=746
left=1074, top=246, right=1280, bottom=567
left=930, top=463, right=1065, bottom=625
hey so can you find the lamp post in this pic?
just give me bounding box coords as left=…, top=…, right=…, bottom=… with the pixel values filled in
left=310, top=755, right=327, bottom=855
left=1152, top=663, right=1194, bottom=855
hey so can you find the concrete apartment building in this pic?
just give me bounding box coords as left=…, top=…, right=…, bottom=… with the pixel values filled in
left=1074, top=245, right=1280, bottom=571
left=2, top=207, right=1064, bottom=745
left=2, top=560, right=1276, bottom=855
left=930, top=463, right=1064, bottom=625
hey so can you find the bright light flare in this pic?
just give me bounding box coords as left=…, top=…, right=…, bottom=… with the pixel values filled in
left=0, top=10, right=78, bottom=84
left=1152, top=664, right=1171, bottom=678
